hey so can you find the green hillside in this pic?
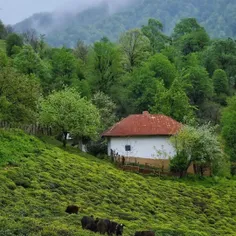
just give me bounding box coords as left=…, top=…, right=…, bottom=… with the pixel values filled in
left=0, top=129, right=236, bottom=235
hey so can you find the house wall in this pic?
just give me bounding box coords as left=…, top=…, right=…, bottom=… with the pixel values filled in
left=108, top=136, right=176, bottom=159
left=107, top=138, right=111, bottom=155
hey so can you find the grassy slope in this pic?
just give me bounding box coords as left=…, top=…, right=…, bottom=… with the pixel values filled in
left=0, top=129, right=236, bottom=236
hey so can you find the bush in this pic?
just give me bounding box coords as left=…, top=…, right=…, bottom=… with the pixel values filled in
left=86, top=139, right=107, bottom=156
left=170, top=151, right=190, bottom=177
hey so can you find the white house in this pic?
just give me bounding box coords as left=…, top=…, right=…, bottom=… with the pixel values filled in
left=102, top=111, right=181, bottom=160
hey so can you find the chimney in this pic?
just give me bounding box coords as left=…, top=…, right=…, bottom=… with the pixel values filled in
left=142, top=111, right=149, bottom=116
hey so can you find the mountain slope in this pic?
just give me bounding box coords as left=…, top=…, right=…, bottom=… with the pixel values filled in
left=0, top=129, right=236, bottom=235
left=13, top=0, right=236, bottom=47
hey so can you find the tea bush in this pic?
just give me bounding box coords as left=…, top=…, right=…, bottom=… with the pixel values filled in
left=0, top=129, right=235, bottom=235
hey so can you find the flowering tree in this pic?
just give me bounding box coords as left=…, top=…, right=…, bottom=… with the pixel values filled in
left=170, top=124, right=229, bottom=177
left=39, top=88, right=100, bottom=147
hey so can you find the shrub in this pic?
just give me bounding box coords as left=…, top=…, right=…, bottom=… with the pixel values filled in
left=170, top=151, right=190, bottom=177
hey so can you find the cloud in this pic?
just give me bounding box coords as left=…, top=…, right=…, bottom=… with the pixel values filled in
left=0, top=0, right=70, bottom=24
left=55, top=0, right=136, bottom=14
left=0, top=0, right=137, bottom=25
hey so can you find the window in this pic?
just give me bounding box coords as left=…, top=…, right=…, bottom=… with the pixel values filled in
left=125, top=145, right=131, bottom=151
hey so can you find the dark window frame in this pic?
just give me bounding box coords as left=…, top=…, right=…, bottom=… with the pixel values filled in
left=125, top=145, right=131, bottom=151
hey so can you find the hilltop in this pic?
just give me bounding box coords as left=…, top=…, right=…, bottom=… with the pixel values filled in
left=13, top=0, right=236, bottom=47
left=0, top=129, right=236, bottom=235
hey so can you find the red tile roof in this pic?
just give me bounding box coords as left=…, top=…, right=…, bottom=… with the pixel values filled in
left=102, top=111, right=182, bottom=137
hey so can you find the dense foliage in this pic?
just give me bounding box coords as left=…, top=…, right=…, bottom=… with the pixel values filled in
left=39, top=88, right=101, bottom=147
left=0, top=66, right=41, bottom=123
left=0, top=129, right=236, bottom=235
left=170, top=124, right=230, bottom=177
left=0, top=16, right=236, bottom=172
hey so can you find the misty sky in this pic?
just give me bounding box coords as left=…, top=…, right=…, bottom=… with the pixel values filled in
left=0, top=0, right=132, bottom=25
left=0, top=0, right=65, bottom=24
left=0, top=0, right=108, bottom=25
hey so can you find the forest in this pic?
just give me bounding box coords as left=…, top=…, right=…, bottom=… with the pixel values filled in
left=14, top=0, right=236, bottom=47
left=1, top=16, right=236, bottom=176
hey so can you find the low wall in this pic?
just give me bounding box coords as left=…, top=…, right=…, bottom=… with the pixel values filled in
left=122, top=157, right=210, bottom=176
left=124, top=157, right=170, bottom=170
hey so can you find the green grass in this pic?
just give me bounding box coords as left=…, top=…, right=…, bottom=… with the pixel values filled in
left=0, top=129, right=236, bottom=236
left=0, top=40, right=6, bottom=52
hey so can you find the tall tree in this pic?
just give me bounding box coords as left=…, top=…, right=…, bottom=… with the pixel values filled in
left=119, top=29, right=151, bottom=72
left=0, top=67, right=41, bottom=123
left=202, top=38, right=236, bottom=89
left=178, top=29, right=210, bottom=55
left=74, top=40, right=89, bottom=63
left=92, top=92, right=117, bottom=131
left=145, top=53, right=178, bottom=87
left=22, top=29, right=40, bottom=51
left=212, top=69, right=229, bottom=105
left=141, top=18, right=170, bottom=53
left=173, top=18, right=209, bottom=56
left=39, top=88, right=100, bottom=147
left=50, top=48, right=78, bottom=90
left=87, top=40, right=122, bottom=94
left=6, top=33, right=23, bottom=57
left=87, top=91, right=117, bottom=156
left=121, top=66, right=157, bottom=114
left=184, top=66, right=213, bottom=106
left=151, top=78, right=195, bottom=122
left=13, top=45, right=52, bottom=93
left=172, top=18, right=203, bottom=40
left=13, top=45, right=51, bottom=76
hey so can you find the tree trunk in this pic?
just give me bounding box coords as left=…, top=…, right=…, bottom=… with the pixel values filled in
left=179, top=170, right=187, bottom=178
left=193, top=162, right=197, bottom=174
left=180, top=160, right=192, bottom=178
left=200, top=165, right=204, bottom=177
left=63, top=132, right=68, bottom=148
left=209, top=163, right=213, bottom=177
